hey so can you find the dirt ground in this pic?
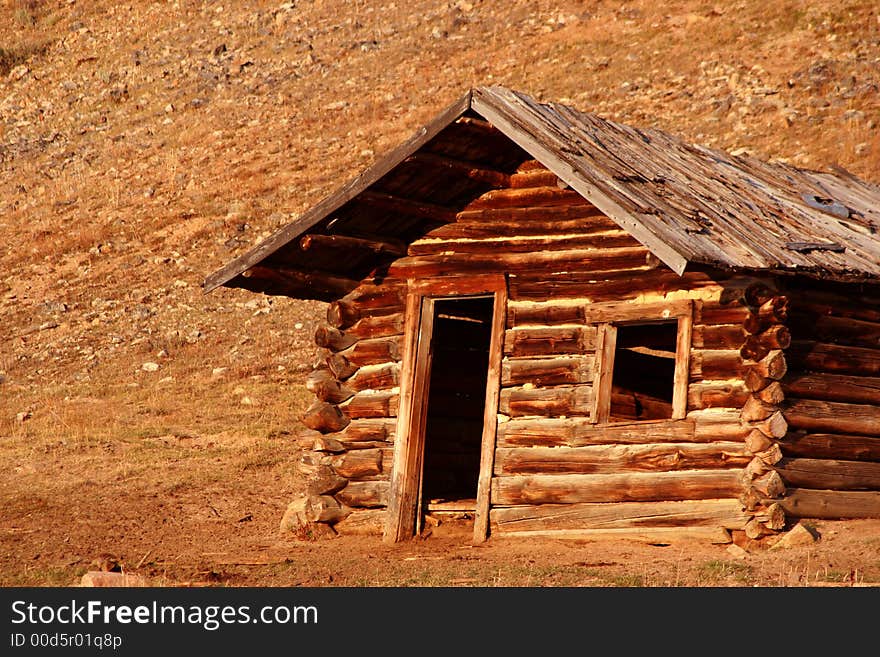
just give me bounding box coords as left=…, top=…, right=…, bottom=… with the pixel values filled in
left=2, top=426, right=879, bottom=588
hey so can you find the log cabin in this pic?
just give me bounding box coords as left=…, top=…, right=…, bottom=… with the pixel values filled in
left=203, top=86, right=880, bottom=545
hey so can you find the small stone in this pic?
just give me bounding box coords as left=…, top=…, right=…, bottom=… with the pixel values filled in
left=232, top=386, right=245, bottom=395
left=726, top=543, right=749, bottom=559
left=240, top=396, right=256, bottom=406
left=141, top=362, right=160, bottom=372
left=156, top=349, right=168, bottom=358
left=769, top=522, right=820, bottom=550
left=211, top=367, right=227, bottom=377
left=15, top=411, right=32, bottom=423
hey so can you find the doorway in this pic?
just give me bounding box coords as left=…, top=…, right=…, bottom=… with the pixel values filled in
left=385, top=276, right=506, bottom=544
left=419, top=296, right=494, bottom=529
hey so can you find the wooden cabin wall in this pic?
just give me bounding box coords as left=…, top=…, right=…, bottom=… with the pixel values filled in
left=775, top=278, right=880, bottom=520
left=293, top=160, right=792, bottom=538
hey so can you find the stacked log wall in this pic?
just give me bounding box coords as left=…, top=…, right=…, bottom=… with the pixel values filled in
left=775, top=279, right=880, bottom=519
left=293, top=160, right=783, bottom=539
left=295, top=279, right=406, bottom=536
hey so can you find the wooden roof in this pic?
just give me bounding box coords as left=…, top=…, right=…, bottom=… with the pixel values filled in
left=204, top=86, right=880, bottom=299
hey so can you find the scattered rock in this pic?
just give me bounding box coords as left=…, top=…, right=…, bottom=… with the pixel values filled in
left=211, top=367, right=227, bottom=377
left=769, top=522, right=820, bottom=550
left=15, top=411, right=32, bottom=423
left=141, top=362, right=160, bottom=372
left=726, top=543, right=749, bottom=559
left=80, top=571, right=150, bottom=587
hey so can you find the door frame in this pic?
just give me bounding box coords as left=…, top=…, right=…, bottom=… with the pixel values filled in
left=384, top=274, right=507, bottom=544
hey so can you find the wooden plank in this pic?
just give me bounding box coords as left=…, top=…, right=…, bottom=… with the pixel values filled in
left=496, top=417, right=697, bottom=448
left=687, top=380, right=750, bottom=410
left=590, top=323, right=616, bottom=424
left=673, top=306, right=693, bottom=419
left=204, top=91, right=472, bottom=292
left=490, top=498, right=749, bottom=532
left=385, top=290, right=425, bottom=542
left=494, top=442, right=749, bottom=475
left=776, top=488, right=880, bottom=519
left=491, top=470, right=743, bottom=505
left=474, top=283, right=508, bottom=543
left=299, top=232, right=407, bottom=257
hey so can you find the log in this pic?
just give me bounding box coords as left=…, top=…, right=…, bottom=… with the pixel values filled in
left=501, top=356, right=593, bottom=387
left=745, top=429, right=774, bottom=454
left=743, top=296, right=789, bottom=334
left=498, top=384, right=592, bottom=418
left=489, top=498, right=750, bottom=532
left=494, top=442, right=749, bottom=475
left=694, top=300, right=752, bottom=326
left=744, top=517, right=771, bottom=539
left=783, top=398, right=880, bottom=436
left=491, top=470, right=743, bottom=505
left=453, top=201, right=615, bottom=225
left=326, top=353, right=359, bottom=380
left=337, top=336, right=403, bottom=366
left=756, top=443, right=784, bottom=465
left=719, top=279, right=776, bottom=308
left=690, top=350, right=747, bottom=380
left=332, top=509, right=386, bottom=536
left=756, top=381, right=785, bottom=405
left=503, top=326, right=597, bottom=357
left=783, top=373, right=880, bottom=406
left=756, top=502, right=786, bottom=530
left=741, top=396, right=778, bottom=422
left=692, top=324, right=748, bottom=350
left=336, top=480, right=389, bottom=508
left=347, top=362, right=400, bottom=392
left=428, top=216, right=617, bottom=240
left=357, top=189, right=456, bottom=222
left=388, top=247, right=653, bottom=278
left=751, top=470, right=785, bottom=498
left=340, top=391, right=399, bottom=419
left=314, top=325, right=357, bottom=352
left=326, top=299, right=361, bottom=330
left=777, top=457, right=880, bottom=490
left=691, top=409, right=751, bottom=440
left=496, top=417, right=698, bottom=448
left=307, top=465, right=348, bottom=496
left=337, top=281, right=406, bottom=315
left=687, top=380, right=750, bottom=410
left=302, top=400, right=350, bottom=433
left=407, top=151, right=511, bottom=187
left=775, top=488, right=880, bottom=519
left=467, top=185, right=588, bottom=209
left=491, top=527, right=733, bottom=544
left=305, top=495, right=351, bottom=524
left=508, top=267, right=714, bottom=301
left=242, top=265, right=358, bottom=298
left=331, top=448, right=384, bottom=479
left=300, top=232, right=407, bottom=258
left=508, top=168, right=561, bottom=188
left=788, top=312, right=880, bottom=349
left=294, top=428, right=324, bottom=450
left=306, top=368, right=355, bottom=404
left=343, top=313, right=405, bottom=339
left=787, top=341, right=880, bottom=377
left=750, top=410, right=788, bottom=438
left=782, top=432, right=880, bottom=462
left=312, top=435, right=346, bottom=453
left=740, top=326, right=791, bottom=362
left=743, top=350, right=788, bottom=392
left=408, top=231, right=638, bottom=256
left=324, top=418, right=395, bottom=448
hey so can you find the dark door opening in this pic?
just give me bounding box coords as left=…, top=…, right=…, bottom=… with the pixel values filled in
left=419, top=296, right=494, bottom=523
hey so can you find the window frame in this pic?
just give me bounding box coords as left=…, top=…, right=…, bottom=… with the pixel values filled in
left=587, top=300, right=693, bottom=425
